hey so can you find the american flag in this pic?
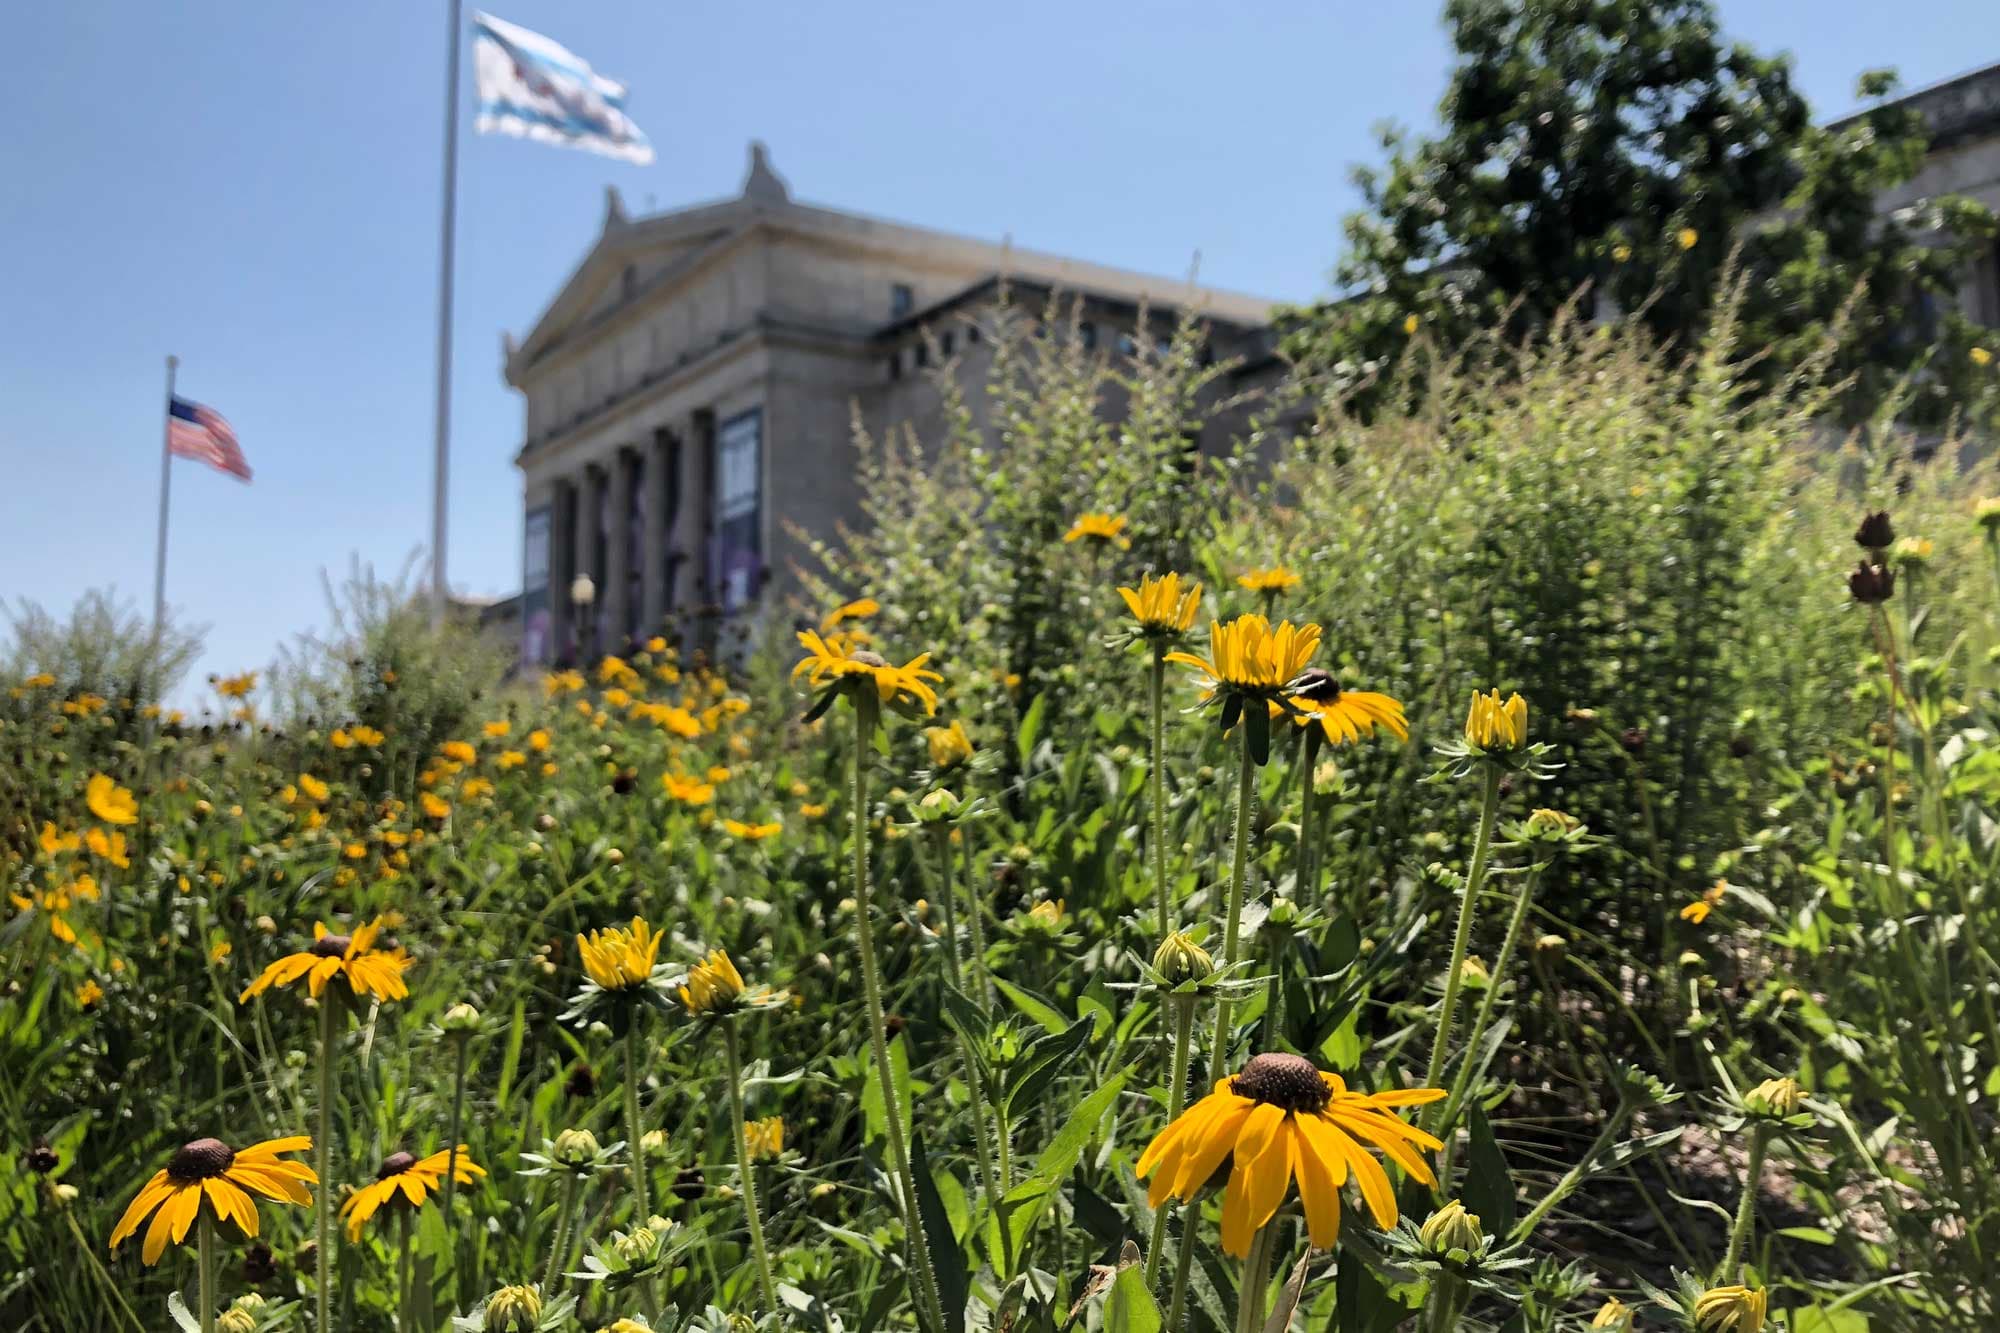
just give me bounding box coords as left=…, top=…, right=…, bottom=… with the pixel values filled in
left=168, top=396, right=251, bottom=481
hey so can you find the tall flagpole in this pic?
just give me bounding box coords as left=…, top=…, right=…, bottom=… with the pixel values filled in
left=430, top=0, right=465, bottom=627
left=153, top=354, right=179, bottom=638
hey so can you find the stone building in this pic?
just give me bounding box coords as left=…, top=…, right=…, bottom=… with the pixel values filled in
left=499, top=64, right=2000, bottom=667
left=500, top=144, right=1276, bottom=667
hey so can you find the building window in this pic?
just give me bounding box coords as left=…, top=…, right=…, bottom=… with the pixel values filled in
left=915, top=342, right=929, bottom=369
left=891, top=283, right=914, bottom=318
left=714, top=409, right=763, bottom=613
left=888, top=353, right=902, bottom=381
left=1117, top=331, right=1138, bottom=357
left=621, top=265, right=637, bottom=300
left=966, top=323, right=981, bottom=344
left=1078, top=321, right=1097, bottom=350
left=940, top=331, right=955, bottom=357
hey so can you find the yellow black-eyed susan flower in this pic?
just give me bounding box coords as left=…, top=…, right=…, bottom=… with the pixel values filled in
left=1236, top=566, right=1302, bottom=596
left=821, top=597, right=880, bottom=630
left=679, top=949, right=744, bottom=1016
left=85, top=774, right=138, bottom=825
left=924, top=719, right=974, bottom=771
left=577, top=918, right=663, bottom=992
left=1117, top=571, right=1202, bottom=636
left=239, top=917, right=412, bottom=1004
left=1590, top=1297, right=1635, bottom=1329
left=339, top=1147, right=484, bottom=1240
left=743, top=1116, right=784, bottom=1163
left=1282, top=668, right=1408, bottom=746
left=1464, top=689, right=1528, bottom=751
left=1136, top=1052, right=1442, bottom=1257
left=1694, top=1285, right=1766, bottom=1333
left=1063, top=512, right=1130, bottom=549
left=793, top=630, right=941, bottom=720
left=109, top=1134, right=315, bottom=1265
left=722, top=818, right=782, bottom=841
left=1168, top=615, right=1321, bottom=702
left=1680, top=879, right=1727, bottom=925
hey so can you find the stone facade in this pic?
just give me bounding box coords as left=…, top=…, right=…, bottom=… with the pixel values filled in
left=502, top=143, right=1274, bottom=666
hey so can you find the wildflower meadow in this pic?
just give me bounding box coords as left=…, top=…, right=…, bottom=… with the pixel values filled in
left=6, top=295, right=2000, bottom=1333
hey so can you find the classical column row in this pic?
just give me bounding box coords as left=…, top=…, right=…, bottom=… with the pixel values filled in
left=551, top=412, right=715, bottom=663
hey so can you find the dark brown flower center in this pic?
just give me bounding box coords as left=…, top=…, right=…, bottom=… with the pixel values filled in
left=310, top=934, right=352, bottom=958
left=1286, top=668, right=1342, bottom=704
left=168, top=1137, right=236, bottom=1182
left=850, top=650, right=889, bottom=668
left=376, top=1151, right=417, bottom=1179
left=1231, top=1053, right=1331, bottom=1113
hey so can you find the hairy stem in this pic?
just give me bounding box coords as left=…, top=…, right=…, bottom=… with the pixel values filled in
left=1207, top=737, right=1258, bottom=1082
left=723, top=1018, right=779, bottom=1310
left=315, top=993, right=337, bottom=1333
left=1423, top=765, right=1502, bottom=1123
left=1144, top=994, right=1199, bottom=1287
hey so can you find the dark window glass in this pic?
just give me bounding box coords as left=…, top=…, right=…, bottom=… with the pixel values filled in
left=714, top=410, right=762, bottom=613
left=1079, top=322, right=1097, bottom=349
left=940, top=331, right=955, bottom=357
left=891, top=283, right=914, bottom=318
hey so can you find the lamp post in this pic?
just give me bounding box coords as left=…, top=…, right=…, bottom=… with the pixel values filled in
left=571, top=574, right=597, bottom=664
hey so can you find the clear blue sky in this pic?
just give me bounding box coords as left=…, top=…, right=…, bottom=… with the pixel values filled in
left=2, top=1, right=1990, bottom=699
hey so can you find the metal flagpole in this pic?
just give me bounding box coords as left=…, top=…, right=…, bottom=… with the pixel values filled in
left=429, top=0, right=465, bottom=626
left=153, top=354, right=179, bottom=638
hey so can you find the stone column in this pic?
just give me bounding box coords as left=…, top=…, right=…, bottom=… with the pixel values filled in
left=573, top=463, right=603, bottom=659
left=548, top=476, right=575, bottom=663
left=604, top=447, right=634, bottom=651
left=640, top=426, right=674, bottom=631
left=673, top=411, right=714, bottom=614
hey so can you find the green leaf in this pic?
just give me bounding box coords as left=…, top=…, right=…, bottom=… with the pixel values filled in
left=996, top=1063, right=1133, bottom=1273
left=1003, top=1018, right=1095, bottom=1119
left=1461, top=1102, right=1516, bottom=1236
left=1777, top=1225, right=1838, bottom=1245
left=1017, top=692, right=1047, bottom=765
left=1103, top=1265, right=1163, bottom=1333
left=911, top=1130, right=969, bottom=1333
left=861, top=1032, right=913, bottom=1145
left=1318, top=1008, right=1362, bottom=1071
left=1788, top=1307, right=1869, bottom=1333
left=991, top=976, right=1067, bottom=1035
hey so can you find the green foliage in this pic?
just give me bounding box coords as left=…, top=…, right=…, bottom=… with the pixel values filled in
left=1283, top=0, right=1998, bottom=427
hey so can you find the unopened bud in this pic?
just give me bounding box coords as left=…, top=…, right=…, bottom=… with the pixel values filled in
left=552, top=1128, right=599, bottom=1168
left=1152, top=931, right=1214, bottom=986
left=1417, top=1199, right=1486, bottom=1258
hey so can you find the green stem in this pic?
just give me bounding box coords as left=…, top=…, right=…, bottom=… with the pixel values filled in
left=849, top=703, right=946, bottom=1333
left=929, top=828, right=964, bottom=993
left=1719, top=1125, right=1768, bottom=1282
left=1150, top=644, right=1170, bottom=935
left=441, top=1035, right=471, bottom=1285
left=1427, top=1275, right=1467, bottom=1333
left=723, top=1018, right=779, bottom=1311
left=1144, top=994, right=1199, bottom=1287
left=198, top=1207, right=216, bottom=1333
left=541, top=1174, right=581, bottom=1297
left=930, top=827, right=999, bottom=1204
left=959, top=822, right=994, bottom=1009
left=1439, top=862, right=1543, bottom=1152
left=315, top=993, right=337, bottom=1333
left=1233, top=1223, right=1275, bottom=1333
left=397, top=1206, right=413, bottom=1330
left=1207, top=736, right=1258, bottom=1082
left=1509, top=1104, right=1631, bottom=1244
left=625, top=1025, right=651, bottom=1224
left=1166, top=1205, right=1197, bottom=1333
left=1296, top=727, right=1322, bottom=901
left=1423, top=766, right=1502, bottom=1124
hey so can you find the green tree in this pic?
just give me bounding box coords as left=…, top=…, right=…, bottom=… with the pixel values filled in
left=1285, top=0, right=1996, bottom=424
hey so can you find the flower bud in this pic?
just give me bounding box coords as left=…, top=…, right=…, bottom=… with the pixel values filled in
left=641, top=1129, right=669, bottom=1160
left=441, top=1002, right=481, bottom=1034
left=1590, top=1297, right=1634, bottom=1329
left=1853, top=510, right=1895, bottom=552
left=1533, top=933, right=1567, bottom=959
left=1464, top=689, right=1528, bottom=751
left=483, top=1284, right=544, bottom=1333
left=1694, top=1284, right=1766, bottom=1333
left=218, top=1310, right=257, bottom=1333
left=1153, top=931, right=1214, bottom=985
left=1525, top=808, right=1578, bottom=838
left=613, top=1223, right=664, bottom=1267
left=552, top=1128, right=599, bottom=1168
left=1417, top=1199, right=1486, bottom=1258
left=1742, top=1075, right=1805, bottom=1119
